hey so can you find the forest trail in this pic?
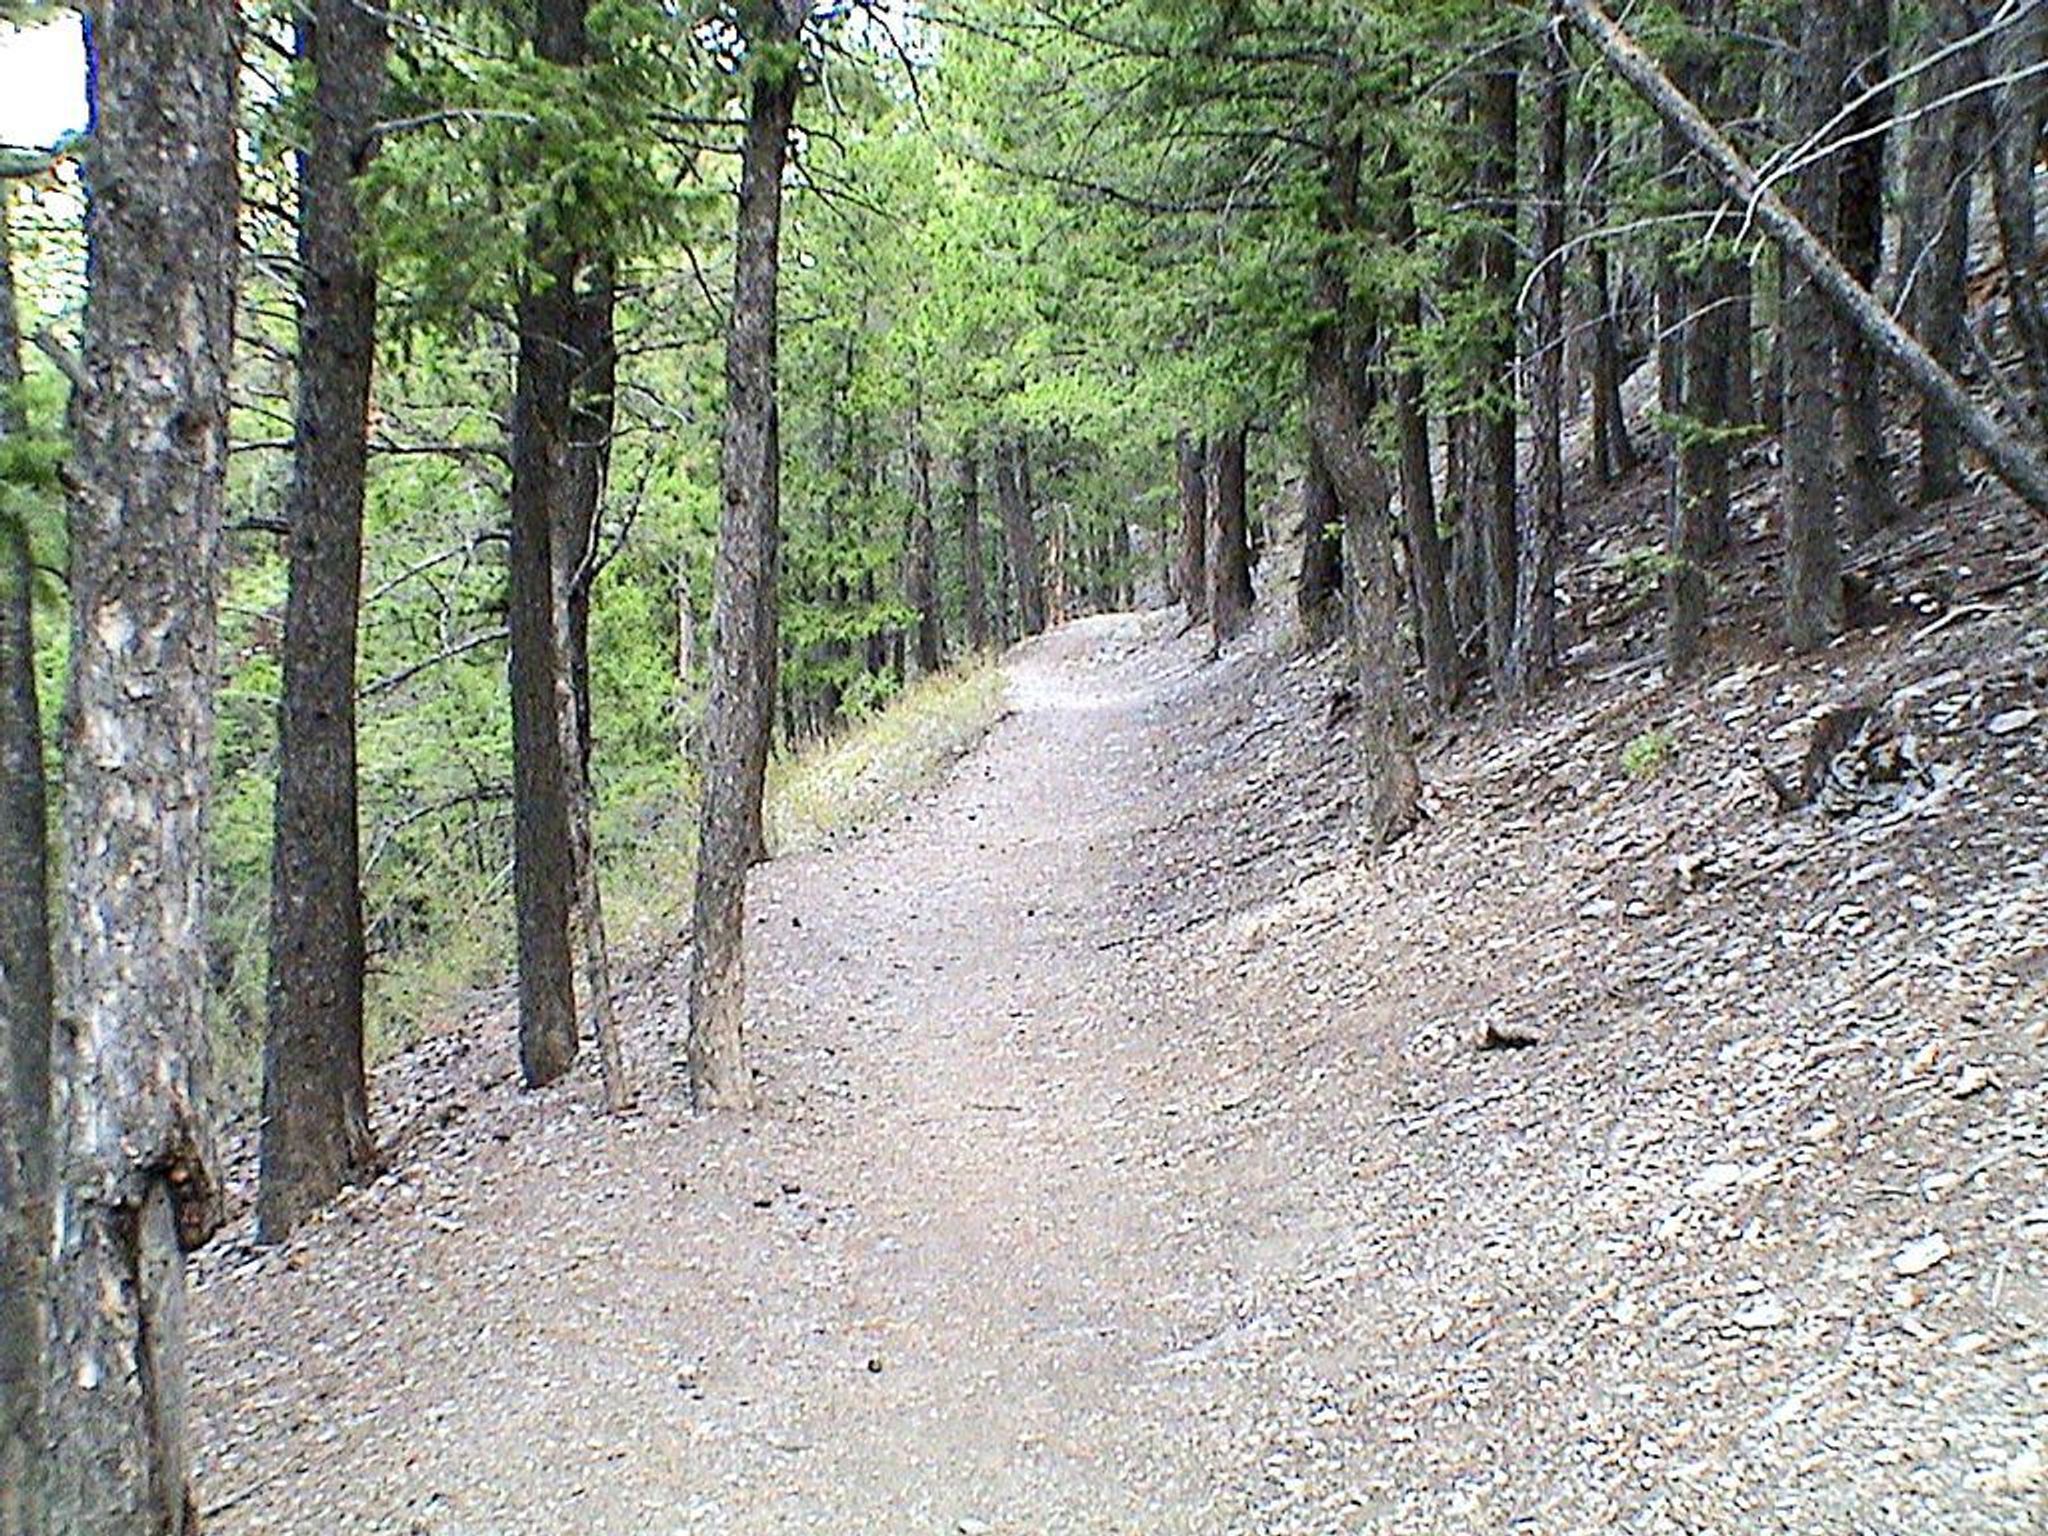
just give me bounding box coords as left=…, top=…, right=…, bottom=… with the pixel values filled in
left=192, top=614, right=1276, bottom=1533
left=187, top=594, right=2048, bottom=1536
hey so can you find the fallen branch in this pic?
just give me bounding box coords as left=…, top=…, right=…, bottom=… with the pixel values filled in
left=1560, top=0, right=2048, bottom=519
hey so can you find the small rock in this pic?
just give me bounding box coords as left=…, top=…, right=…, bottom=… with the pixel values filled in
left=1732, top=1299, right=1790, bottom=1331
left=1686, top=1162, right=1744, bottom=1197
left=1893, top=1233, right=1952, bottom=1277
left=1987, top=707, right=2038, bottom=737
left=1949, top=1065, right=1995, bottom=1099
left=1478, top=1021, right=1540, bottom=1052
left=958, top=1521, right=993, bottom=1536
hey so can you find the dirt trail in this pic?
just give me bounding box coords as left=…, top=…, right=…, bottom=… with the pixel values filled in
left=193, top=614, right=1258, bottom=1534
left=188, top=600, right=2048, bottom=1536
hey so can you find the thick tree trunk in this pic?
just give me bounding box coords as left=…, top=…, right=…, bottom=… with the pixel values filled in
left=956, top=449, right=988, bottom=650
left=994, top=438, right=1046, bottom=635
left=1207, top=422, right=1253, bottom=649
left=1175, top=429, right=1207, bottom=628
left=1309, top=133, right=1419, bottom=840
left=258, top=0, right=387, bottom=1245
left=0, top=196, right=53, bottom=1536
left=506, top=0, right=591, bottom=1091
left=1564, top=0, right=2048, bottom=517
left=45, top=5, right=238, bottom=1529
left=1296, top=434, right=1343, bottom=647
left=1476, top=61, right=1520, bottom=683
left=688, top=20, right=801, bottom=1113
left=1508, top=16, right=1568, bottom=698
left=908, top=433, right=942, bottom=674
left=1838, top=0, right=1898, bottom=536
left=509, top=260, right=582, bottom=1088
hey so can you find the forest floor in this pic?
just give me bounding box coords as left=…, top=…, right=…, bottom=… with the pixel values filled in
left=189, top=498, right=2047, bottom=1534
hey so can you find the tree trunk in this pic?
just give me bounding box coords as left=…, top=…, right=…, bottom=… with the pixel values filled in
left=688, top=19, right=802, bottom=1113
left=1386, top=139, right=1458, bottom=710
left=1296, top=433, right=1343, bottom=647
left=1838, top=0, right=1898, bottom=536
left=1667, top=0, right=1735, bottom=672
left=1175, top=428, right=1207, bottom=628
left=257, top=0, right=387, bottom=1245
left=994, top=438, right=1046, bottom=635
left=1586, top=98, right=1640, bottom=482
left=1476, top=60, right=1520, bottom=683
left=0, top=194, right=53, bottom=1536
left=506, top=0, right=589, bottom=1091
left=1907, top=5, right=1975, bottom=505
left=1309, top=132, right=1420, bottom=840
left=45, top=5, right=238, bottom=1529
left=1781, top=11, right=1847, bottom=649
left=908, top=432, right=942, bottom=674
left=1207, top=422, right=1253, bottom=649
left=1979, top=0, right=2048, bottom=429
left=956, top=448, right=988, bottom=650
left=561, top=263, right=616, bottom=775
left=1110, top=509, right=1133, bottom=607
left=1508, top=15, right=1567, bottom=698
left=557, top=264, right=626, bottom=1112
left=1564, top=0, right=2048, bottom=517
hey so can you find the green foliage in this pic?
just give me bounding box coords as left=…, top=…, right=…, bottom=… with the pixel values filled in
left=1622, top=727, right=1678, bottom=780
left=1611, top=543, right=1686, bottom=601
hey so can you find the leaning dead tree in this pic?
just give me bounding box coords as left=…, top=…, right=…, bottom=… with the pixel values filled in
left=1561, top=0, right=2048, bottom=519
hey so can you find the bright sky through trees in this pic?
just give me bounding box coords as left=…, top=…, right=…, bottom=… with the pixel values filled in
left=0, top=16, right=86, bottom=148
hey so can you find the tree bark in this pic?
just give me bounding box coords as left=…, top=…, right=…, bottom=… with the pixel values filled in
left=1475, top=60, right=1521, bottom=683
left=1309, top=132, right=1419, bottom=841
left=561, top=263, right=616, bottom=775
left=1667, top=0, right=1734, bottom=672
left=956, top=448, right=988, bottom=650
left=994, top=437, right=1046, bottom=635
left=1780, top=9, right=1847, bottom=649
left=507, top=0, right=589, bottom=1091
left=258, top=0, right=388, bottom=1245
left=1586, top=96, right=1640, bottom=482
left=1978, top=0, right=2048, bottom=429
left=0, top=194, right=53, bottom=1536
left=1207, top=422, right=1253, bottom=649
left=1109, top=508, right=1133, bottom=608
left=1386, top=138, right=1459, bottom=710
left=1838, top=0, right=1898, bottom=536
left=1296, top=432, right=1343, bottom=647
left=45, top=4, right=238, bottom=1529
left=1175, top=428, right=1207, bottom=628
left=907, top=432, right=942, bottom=674
left=1508, top=13, right=1568, bottom=698
left=688, top=14, right=803, bottom=1113
left=1563, top=0, right=2048, bottom=518
left=557, top=263, right=626, bottom=1112
left=1906, top=5, right=1976, bottom=505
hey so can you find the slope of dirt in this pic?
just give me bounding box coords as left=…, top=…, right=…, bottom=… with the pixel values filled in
left=189, top=498, right=2046, bottom=1533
